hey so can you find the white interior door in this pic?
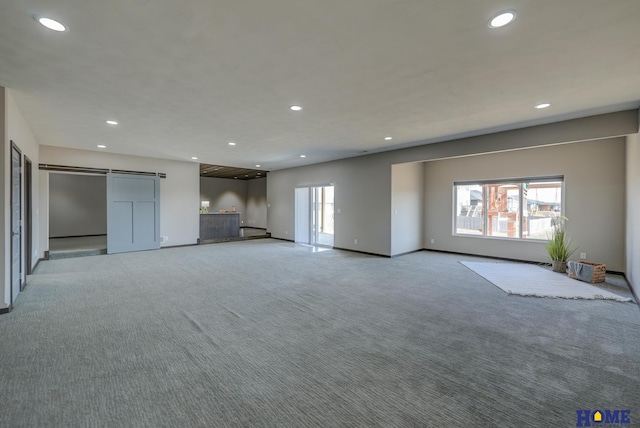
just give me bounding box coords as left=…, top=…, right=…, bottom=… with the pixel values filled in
left=11, top=144, right=22, bottom=303
left=107, top=173, right=160, bottom=254
left=294, top=187, right=310, bottom=244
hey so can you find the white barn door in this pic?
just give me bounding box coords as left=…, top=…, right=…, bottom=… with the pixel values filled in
left=107, top=173, right=160, bottom=254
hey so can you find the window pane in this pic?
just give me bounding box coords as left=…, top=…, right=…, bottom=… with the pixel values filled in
left=524, top=181, right=562, bottom=239
left=455, top=185, right=484, bottom=235
left=486, top=183, right=520, bottom=238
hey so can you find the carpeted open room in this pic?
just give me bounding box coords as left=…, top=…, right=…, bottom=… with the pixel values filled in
left=1, top=239, right=638, bottom=427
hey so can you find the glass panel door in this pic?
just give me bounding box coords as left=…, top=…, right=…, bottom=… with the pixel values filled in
left=311, top=186, right=334, bottom=247
left=294, top=187, right=311, bottom=244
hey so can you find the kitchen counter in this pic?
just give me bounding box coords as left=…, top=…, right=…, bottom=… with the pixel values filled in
left=200, top=213, right=240, bottom=240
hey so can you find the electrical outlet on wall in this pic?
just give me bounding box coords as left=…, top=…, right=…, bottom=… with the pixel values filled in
left=580, top=252, right=587, bottom=260
left=430, top=238, right=435, bottom=244
left=354, top=238, right=358, bottom=244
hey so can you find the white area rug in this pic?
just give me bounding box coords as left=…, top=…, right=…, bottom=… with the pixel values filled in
left=460, top=261, right=633, bottom=302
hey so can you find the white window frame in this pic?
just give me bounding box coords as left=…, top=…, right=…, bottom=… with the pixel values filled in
left=452, top=176, right=564, bottom=241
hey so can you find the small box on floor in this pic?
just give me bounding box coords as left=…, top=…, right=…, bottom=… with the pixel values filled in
left=567, top=261, right=606, bottom=283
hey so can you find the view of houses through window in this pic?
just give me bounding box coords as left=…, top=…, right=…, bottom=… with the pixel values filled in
left=454, top=178, right=563, bottom=240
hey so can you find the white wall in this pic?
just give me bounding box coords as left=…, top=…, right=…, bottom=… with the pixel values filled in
left=2, top=89, right=41, bottom=309
left=200, top=177, right=247, bottom=224
left=246, top=177, right=267, bottom=228
left=49, top=174, right=107, bottom=237
left=423, top=138, right=627, bottom=271
left=627, top=132, right=640, bottom=297
left=391, top=162, right=424, bottom=256
left=39, top=146, right=199, bottom=251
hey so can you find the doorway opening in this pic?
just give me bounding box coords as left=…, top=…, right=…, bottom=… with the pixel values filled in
left=25, top=156, right=33, bottom=276
left=48, top=173, right=108, bottom=259
left=41, top=164, right=165, bottom=259
left=10, top=142, right=22, bottom=305
left=295, top=185, right=334, bottom=248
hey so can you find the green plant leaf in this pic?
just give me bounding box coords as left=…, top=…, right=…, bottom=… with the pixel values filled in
left=545, top=217, right=577, bottom=262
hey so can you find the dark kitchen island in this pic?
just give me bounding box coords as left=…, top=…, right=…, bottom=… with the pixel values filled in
left=199, top=213, right=240, bottom=241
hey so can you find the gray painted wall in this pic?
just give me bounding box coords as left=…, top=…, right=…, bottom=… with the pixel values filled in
left=268, top=110, right=637, bottom=258
left=246, top=178, right=267, bottom=228
left=391, top=162, right=424, bottom=255
left=385, top=110, right=638, bottom=165
left=200, top=177, right=248, bottom=225
left=627, top=132, right=639, bottom=296
left=49, top=173, right=107, bottom=237
left=268, top=154, right=392, bottom=254
left=199, top=177, right=268, bottom=229
left=423, top=138, right=626, bottom=271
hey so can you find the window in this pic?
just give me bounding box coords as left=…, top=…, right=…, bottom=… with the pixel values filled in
left=454, top=177, right=563, bottom=240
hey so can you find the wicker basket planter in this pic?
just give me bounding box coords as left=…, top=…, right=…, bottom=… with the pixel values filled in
left=567, top=261, right=606, bottom=283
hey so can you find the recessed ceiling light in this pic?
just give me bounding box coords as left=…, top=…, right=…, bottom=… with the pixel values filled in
left=97, top=145, right=106, bottom=149
left=384, top=136, right=393, bottom=141
left=106, top=120, right=118, bottom=125
left=228, top=142, right=236, bottom=146
left=191, top=157, right=198, bottom=160
left=35, top=16, right=67, bottom=32
left=535, top=103, right=551, bottom=109
left=255, top=164, right=261, bottom=168
left=234, top=176, right=238, bottom=179
left=290, top=105, right=303, bottom=111
left=489, top=11, right=516, bottom=28
left=300, top=155, right=306, bottom=158
left=245, top=174, right=249, bottom=177
left=257, top=172, right=262, bottom=175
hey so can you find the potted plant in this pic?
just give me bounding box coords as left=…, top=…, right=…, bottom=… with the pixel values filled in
left=545, top=216, right=576, bottom=272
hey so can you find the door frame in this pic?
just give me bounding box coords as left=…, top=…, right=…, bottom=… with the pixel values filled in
left=24, top=156, right=33, bottom=277
left=294, top=186, right=311, bottom=244
left=311, top=185, right=335, bottom=248
left=294, top=183, right=334, bottom=248
left=10, top=141, right=22, bottom=305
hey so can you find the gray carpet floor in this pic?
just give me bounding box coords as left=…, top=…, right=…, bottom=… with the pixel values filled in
left=1, top=239, right=638, bottom=427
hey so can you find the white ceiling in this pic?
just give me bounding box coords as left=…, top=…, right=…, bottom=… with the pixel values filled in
left=1, top=0, right=639, bottom=171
